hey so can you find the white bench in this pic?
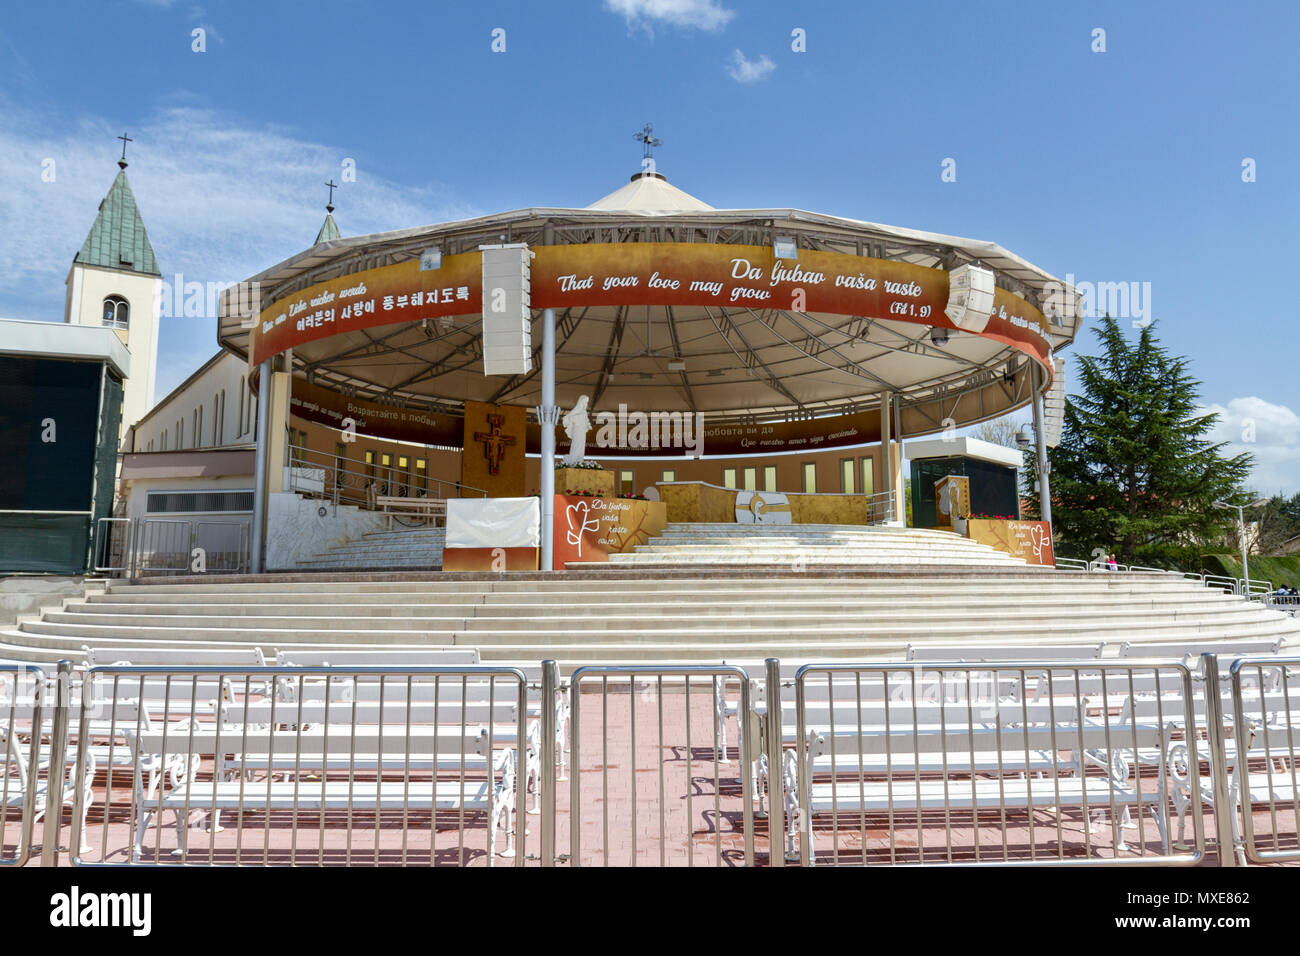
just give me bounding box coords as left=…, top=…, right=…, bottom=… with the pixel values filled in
left=278, top=650, right=569, bottom=783
left=906, top=643, right=1105, bottom=662
left=131, top=725, right=516, bottom=864
left=784, top=718, right=1176, bottom=862
left=376, top=495, right=446, bottom=530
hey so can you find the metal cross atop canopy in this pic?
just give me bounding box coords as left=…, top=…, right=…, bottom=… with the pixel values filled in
left=633, top=123, right=662, bottom=161
left=117, top=132, right=133, bottom=169
left=325, top=179, right=338, bottom=213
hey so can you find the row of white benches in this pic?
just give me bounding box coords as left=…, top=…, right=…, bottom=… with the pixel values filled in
left=711, top=639, right=1298, bottom=863
left=4, top=647, right=567, bottom=865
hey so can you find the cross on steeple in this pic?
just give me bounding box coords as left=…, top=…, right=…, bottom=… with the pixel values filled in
left=117, top=132, right=133, bottom=170
left=633, top=123, right=661, bottom=161
left=324, top=179, right=338, bottom=213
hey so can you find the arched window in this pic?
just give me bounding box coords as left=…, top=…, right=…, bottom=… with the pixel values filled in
left=102, top=296, right=129, bottom=330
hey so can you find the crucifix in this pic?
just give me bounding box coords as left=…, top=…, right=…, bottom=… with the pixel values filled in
left=325, top=179, right=338, bottom=213
left=474, top=414, right=517, bottom=475
left=117, top=132, right=133, bottom=169
left=633, top=123, right=662, bottom=161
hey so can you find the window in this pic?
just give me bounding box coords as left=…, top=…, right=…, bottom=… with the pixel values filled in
left=859, top=457, right=875, bottom=497
left=101, top=296, right=129, bottom=330
left=380, top=453, right=392, bottom=495
left=661, top=469, right=676, bottom=483
left=365, top=450, right=376, bottom=480
left=763, top=466, right=777, bottom=493
left=398, top=456, right=410, bottom=496
left=160, top=429, right=168, bottom=451
left=177, top=419, right=184, bottom=449
left=217, top=390, right=225, bottom=445
left=238, top=388, right=245, bottom=438
left=415, top=458, right=428, bottom=494
left=802, top=462, right=817, bottom=493
left=288, top=428, right=308, bottom=465
left=147, top=490, right=254, bottom=514
left=722, top=467, right=737, bottom=489
left=742, top=467, right=757, bottom=491
left=194, top=407, right=203, bottom=448
left=840, top=459, right=855, bottom=494
left=619, top=469, right=635, bottom=495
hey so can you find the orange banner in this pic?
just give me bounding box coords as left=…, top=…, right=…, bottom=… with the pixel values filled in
left=965, top=518, right=1055, bottom=567
left=552, top=495, right=667, bottom=569
left=251, top=243, right=1053, bottom=374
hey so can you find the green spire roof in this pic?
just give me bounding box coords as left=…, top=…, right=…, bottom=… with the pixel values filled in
left=315, top=213, right=341, bottom=244
left=75, top=169, right=160, bottom=276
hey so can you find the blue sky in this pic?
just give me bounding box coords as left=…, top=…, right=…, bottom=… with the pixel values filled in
left=1, top=0, right=1297, bottom=489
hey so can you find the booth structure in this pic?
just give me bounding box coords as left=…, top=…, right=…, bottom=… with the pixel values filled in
left=906, top=437, right=1024, bottom=529
left=209, top=164, right=1081, bottom=571
left=0, top=318, right=129, bottom=573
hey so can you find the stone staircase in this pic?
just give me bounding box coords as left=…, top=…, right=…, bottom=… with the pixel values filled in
left=295, top=527, right=446, bottom=570
left=580, top=522, right=1028, bottom=568
left=2, top=565, right=1298, bottom=669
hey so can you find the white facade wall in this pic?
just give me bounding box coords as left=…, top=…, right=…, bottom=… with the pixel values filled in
left=64, top=262, right=161, bottom=435
left=130, top=350, right=256, bottom=453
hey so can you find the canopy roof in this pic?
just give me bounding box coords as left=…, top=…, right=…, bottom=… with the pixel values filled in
left=218, top=172, right=1081, bottom=434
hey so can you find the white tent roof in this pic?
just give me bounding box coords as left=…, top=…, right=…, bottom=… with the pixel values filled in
left=586, top=172, right=715, bottom=213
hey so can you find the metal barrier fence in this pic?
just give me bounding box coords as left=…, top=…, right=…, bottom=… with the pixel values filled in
left=1226, top=655, right=1300, bottom=864
left=94, top=517, right=251, bottom=577
left=12, top=653, right=1300, bottom=867
left=1, top=664, right=46, bottom=867
left=566, top=665, right=755, bottom=867
left=69, top=665, right=530, bottom=867
left=1050, top=557, right=1272, bottom=601
left=789, top=660, right=1206, bottom=866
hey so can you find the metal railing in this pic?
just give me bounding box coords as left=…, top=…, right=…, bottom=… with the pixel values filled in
left=287, top=443, right=486, bottom=512
left=71, top=665, right=530, bottom=867
left=865, top=489, right=895, bottom=525
left=94, top=517, right=251, bottom=577
left=11, top=651, right=1299, bottom=867
left=1, top=664, right=46, bottom=867
left=1225, top=655, right=1300, bottom=864
left=789, top=659, right=1205, bottom=866
left=1051, top=555, right=1272, bottom=600
left=566, top=664, right=755, bottom=867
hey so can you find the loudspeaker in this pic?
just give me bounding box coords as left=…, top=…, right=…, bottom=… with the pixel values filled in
left=480, top=244, right=533, bottom=376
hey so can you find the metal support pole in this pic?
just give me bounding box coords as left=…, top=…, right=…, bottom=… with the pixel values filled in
left=250, top=358, right=272, bottom=574
left=40, top=660, right=72, bottom=866
left=1201, top=653, right=1238, bottom=866
left=1031, top=362, right=1053, bottom=525
left=1238, top=505, right=1250, bottom=597
left=539, top=308, right=557, bottom=571
left=879, top=393, right=892, bottom=519
left=764, top=658, right=785, bottom=867
left=540, top=659, right=558, bottom=865
left=893, top=393, right=905, bottom=524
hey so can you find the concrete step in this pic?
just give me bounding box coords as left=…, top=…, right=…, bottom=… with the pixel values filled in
left=66, top=593, right=1243, bottom=617
left=35, top=605, right=1283, bottom=634
left=18, top=612, right=1298, bottom=646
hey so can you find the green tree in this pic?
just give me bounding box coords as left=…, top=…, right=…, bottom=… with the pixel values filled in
left=1024, top=315, right=1253, bottom=567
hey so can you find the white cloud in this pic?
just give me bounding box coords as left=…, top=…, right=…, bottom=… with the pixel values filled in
left=0, top=99, right=479, bottom=396
left=727, top=49, right=775, bottom=84
left=605, top=0, right=735, bottom=33
left=1201, top=396, right=1300, bottom=496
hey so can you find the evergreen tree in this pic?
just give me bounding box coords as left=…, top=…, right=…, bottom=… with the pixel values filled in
left=1024, top=315, right=1253, bottom=567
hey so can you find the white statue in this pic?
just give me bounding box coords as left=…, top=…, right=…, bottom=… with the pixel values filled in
left=560, top=395, right=592, bottom=465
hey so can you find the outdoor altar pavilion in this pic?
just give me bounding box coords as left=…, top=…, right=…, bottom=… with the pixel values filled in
left=216, top=157, right=1082, bottom=570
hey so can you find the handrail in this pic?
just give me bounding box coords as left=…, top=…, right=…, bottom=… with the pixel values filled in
left=286, top=442, right=486, bottom=507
